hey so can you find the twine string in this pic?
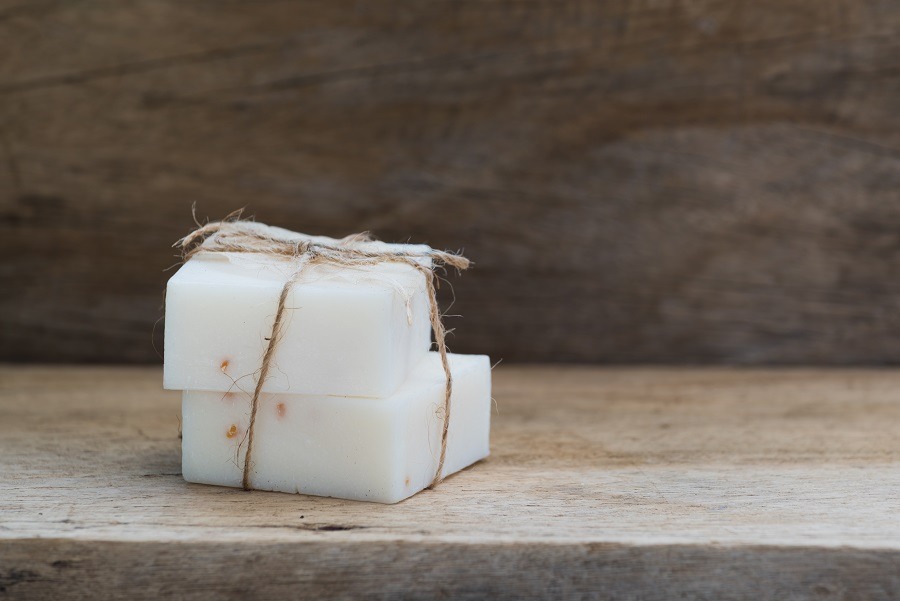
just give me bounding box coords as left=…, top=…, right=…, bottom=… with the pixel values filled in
left=177, top=216, right=469, bottom=491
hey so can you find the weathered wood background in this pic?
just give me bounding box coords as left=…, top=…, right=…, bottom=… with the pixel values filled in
left=3, top=0, right=900, bottom=363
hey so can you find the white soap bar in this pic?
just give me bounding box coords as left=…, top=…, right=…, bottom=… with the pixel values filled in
left=181, top=352, right=491, bottom=504
left=164, top=249, right=431, bottom=397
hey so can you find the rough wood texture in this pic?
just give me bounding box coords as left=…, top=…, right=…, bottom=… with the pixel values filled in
left=1, top=365, right=899, bottom=599
left=5, top=1, right=900, bottom=364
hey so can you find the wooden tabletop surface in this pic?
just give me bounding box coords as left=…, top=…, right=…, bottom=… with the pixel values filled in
left=1, top=365, right=899, bottom=599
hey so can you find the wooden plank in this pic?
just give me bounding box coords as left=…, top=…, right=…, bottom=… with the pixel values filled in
left=5, top=1, right=900, bottom=363
left=1, top=365, right=899, bottom=599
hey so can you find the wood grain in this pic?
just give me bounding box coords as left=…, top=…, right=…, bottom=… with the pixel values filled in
left=4, top=1, right=900, bottom=363
left=1, top=365, right=899, bottom=599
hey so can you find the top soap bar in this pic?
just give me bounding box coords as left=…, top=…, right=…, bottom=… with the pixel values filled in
left=163, top=229, right=433, bottom=398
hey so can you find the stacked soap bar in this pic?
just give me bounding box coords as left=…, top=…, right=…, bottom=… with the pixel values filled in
left=164, top=228, right=491, bottom=504
left=164, top=252, right=431, bottom=397
left=182, top=353, right=491, bottom=503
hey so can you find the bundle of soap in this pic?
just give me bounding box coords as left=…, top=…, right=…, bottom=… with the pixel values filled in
left=163, top=219, right=491, bottom=503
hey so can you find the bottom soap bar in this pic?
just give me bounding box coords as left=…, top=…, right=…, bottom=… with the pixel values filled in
left=181, top=352, right=491, bottom=504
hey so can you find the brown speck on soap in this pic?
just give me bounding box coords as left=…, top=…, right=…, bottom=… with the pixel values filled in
left=226, top=424, right=238, bottom=439
left=220, top=359, right=230, bottom=373
left=405, top=477, right=410, bottom=487
left=276, top=403, right=286, bottom=419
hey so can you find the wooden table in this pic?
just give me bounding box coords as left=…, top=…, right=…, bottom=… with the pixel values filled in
left=1, top=366, right=898, bottom=599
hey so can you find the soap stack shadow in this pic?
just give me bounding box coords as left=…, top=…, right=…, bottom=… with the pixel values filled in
left=163, top=224, right=491, bottom=504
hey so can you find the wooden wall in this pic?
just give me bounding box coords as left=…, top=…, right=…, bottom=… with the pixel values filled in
left=3, top=0, right=900, bottom=364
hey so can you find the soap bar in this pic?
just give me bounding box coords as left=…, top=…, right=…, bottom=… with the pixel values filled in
left=164, top=249, right=431, bottom=397
left=181, top=352, right=491, bottom=504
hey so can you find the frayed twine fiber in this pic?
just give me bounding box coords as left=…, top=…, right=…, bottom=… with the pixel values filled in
left=177, top=211, right=470, bottom=491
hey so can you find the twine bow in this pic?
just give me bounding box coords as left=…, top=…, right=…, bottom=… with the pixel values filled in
left=177, top=213, right=470, bottom=491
